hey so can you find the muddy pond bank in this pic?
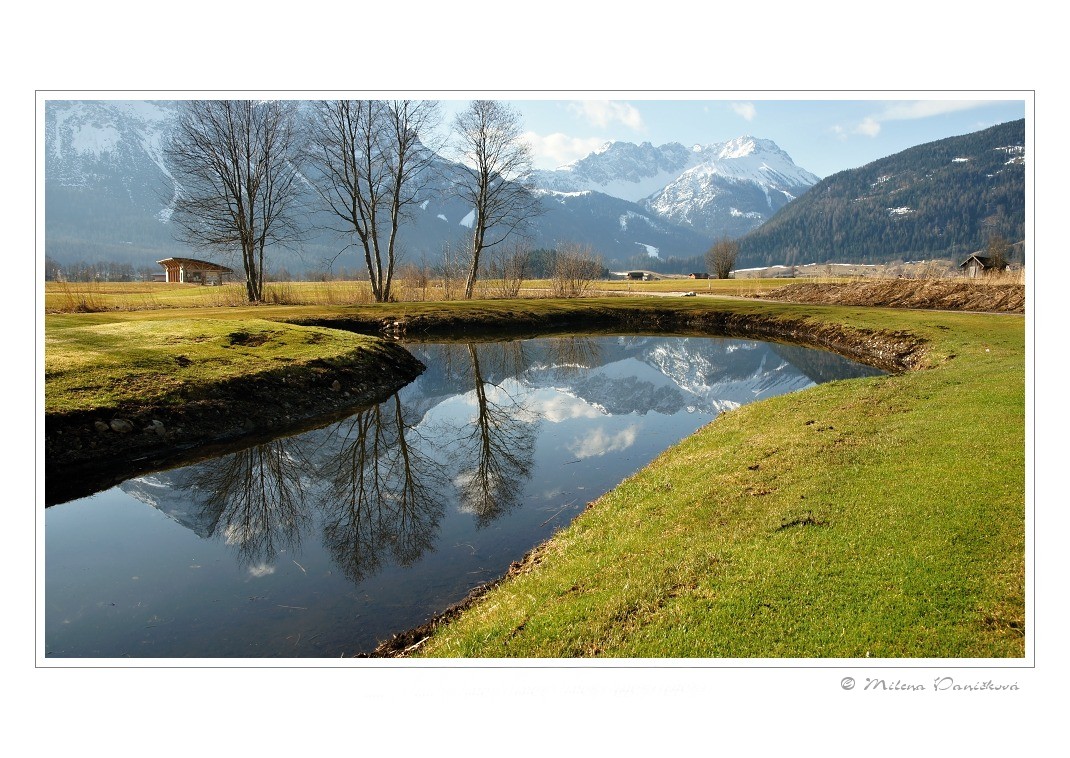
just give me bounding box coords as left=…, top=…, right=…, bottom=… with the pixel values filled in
left=45, top=343, right=425, bottom=506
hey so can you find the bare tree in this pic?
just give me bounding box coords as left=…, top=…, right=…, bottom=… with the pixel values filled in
left=705, top=236, right=739, bottom=279
left=166, top=100, right=304, bottom=303
left=452, top=100, right=543, bottom=299
left=550, top=243, right=603, bottom=297
left=985, top=232, right=1011, bottom=271
left=487, top=240, right=531, bottom=298
left=439, top=237, right=469, bottom=300
left=306, top=100, right=442, bottom=303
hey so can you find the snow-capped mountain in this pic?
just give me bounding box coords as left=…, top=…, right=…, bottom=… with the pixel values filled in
left=532, top=137, right=820, bottom=238
left=46, top=100, right=187, bottom=263
left=44, top=100, right=715, bottom=272
left=533, top=141, right=698, bottom=202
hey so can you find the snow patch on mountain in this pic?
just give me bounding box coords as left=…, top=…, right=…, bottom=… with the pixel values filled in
left=459, top=209, right=476, bottom=228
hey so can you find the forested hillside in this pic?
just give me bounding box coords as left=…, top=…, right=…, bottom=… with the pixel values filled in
left=737, top=119, right=1025, bottom=267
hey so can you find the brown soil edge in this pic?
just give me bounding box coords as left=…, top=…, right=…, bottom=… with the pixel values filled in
left=752, top=280, right=1025, bottom=313
left=357, top=307, right=930, bottom=657
left=44, top=343, right=426, bottom=506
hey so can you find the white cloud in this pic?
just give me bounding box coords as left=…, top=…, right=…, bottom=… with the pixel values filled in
left=523, top=131, right=608, bottom=169
left=730, top=102, right=757, bottom=121
left=855, top=117, right=882, bottom=137
left=568, top=101, right=645, bottom=131
left=879, top=100, right=991, bottom=121
left=248, top=563, right=275, bottom=577
left=850, top=100, right=993, bottom=138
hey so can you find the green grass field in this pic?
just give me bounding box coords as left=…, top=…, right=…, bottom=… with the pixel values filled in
left=43, top=296, right=1025, bottom=658
left=45, top=313, right=402, bottom=414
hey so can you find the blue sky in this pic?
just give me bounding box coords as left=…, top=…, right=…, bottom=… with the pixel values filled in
left=440, top=97, right=1027, bottom=178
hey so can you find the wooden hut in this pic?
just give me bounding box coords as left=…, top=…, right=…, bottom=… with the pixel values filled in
left=157, top=257, right=235, bottom=285
left=959, top=254, right=1008, bottom=279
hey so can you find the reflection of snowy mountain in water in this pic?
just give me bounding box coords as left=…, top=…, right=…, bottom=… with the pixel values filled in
left=582, top=337, right=825, bottom=414
left=120, top=336, right=880, bottom=539
left=121, top=470, right=220, bottom=538
left=400, top=336, right=850, bottom=420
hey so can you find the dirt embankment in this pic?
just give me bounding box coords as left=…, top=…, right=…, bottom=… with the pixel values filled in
left=752, top=279, right=1024, bottom=313
left=45, top=344, right=425, bottom=506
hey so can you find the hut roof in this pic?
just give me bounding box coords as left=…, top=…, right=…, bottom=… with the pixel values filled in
left=958, top=254, right=1006, bottom=270
left=157, top=257, right=234, bottom=273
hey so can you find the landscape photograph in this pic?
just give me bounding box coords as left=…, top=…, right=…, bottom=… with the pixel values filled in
left=39, top=93, right=1028, bottom=665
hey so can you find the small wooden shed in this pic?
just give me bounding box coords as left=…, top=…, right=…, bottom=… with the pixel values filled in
left=959, top=254, right=1008, bottom=279
left=688, top=272, right=710, bottom=279
left=157, top=257, right=235, bottom=285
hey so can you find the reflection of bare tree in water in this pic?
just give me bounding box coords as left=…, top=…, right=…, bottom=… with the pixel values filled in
left=479, top=338, right=531, bottom=381
left=542, top=336, right=601, bottom=379
left=430, top=339, right=531, bottom=386
left=451, top=343, right=537, bottom=527
left=196, top=440, right=312, bottom=568
left=319, top=393, right=446, bottom=584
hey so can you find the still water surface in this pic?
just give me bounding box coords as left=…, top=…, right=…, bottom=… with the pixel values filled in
left=45, top=335, right=882, bottom=657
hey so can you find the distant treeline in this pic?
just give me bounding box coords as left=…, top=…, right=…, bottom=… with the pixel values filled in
left=44, top=249, right=617, bottom=284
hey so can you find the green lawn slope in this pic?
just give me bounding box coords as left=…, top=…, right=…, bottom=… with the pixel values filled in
left=405, top=306, right=1024, bottom=658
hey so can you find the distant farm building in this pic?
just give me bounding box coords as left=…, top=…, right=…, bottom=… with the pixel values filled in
left=157, top=257, right=235, bottom=285
left=959, top=254, right=1009, bottom=278
left=626, top=271, right=645, bottom=280
left=688, top=272, right=710, bottom=279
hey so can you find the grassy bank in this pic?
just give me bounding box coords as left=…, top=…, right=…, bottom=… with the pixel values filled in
left=397, top=305, right=1024, bottom=658
left=45, top=314, right=405, bottom=414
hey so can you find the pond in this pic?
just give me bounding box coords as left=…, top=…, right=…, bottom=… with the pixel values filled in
left=44, top=334, right=883, bottom=658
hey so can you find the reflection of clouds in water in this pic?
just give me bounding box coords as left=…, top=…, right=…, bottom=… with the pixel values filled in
left=447, top=382, right=605, bottom=425
left=567, top=425, right=639, bottom=460
left=248, top=563, right=275, bottom=577
left=524, top=388, right=605, bottom=423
